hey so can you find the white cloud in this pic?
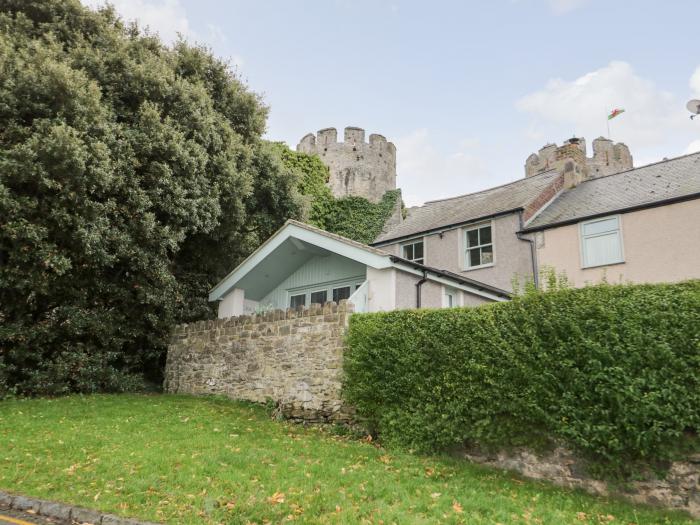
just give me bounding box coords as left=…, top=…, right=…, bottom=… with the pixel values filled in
left=547, top=0, right=589, bottom=14
left=395, top=130, right=491, bottom=207
left=686, top=140, right=700, bottom=155
left=691, top=66, right=700, bottom=97
left=82, top=0, right=192, bottom=43
left=517, top=61, right=693, bottom=158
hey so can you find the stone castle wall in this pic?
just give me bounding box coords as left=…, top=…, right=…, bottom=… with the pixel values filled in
left=297, top=126, right=396, bottom=203
left=525, top=137, right=633, bottom=178
left=164, top=301, right=354, bottom=422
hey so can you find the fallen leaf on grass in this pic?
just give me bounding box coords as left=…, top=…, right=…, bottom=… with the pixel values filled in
left=452, top=501, right=463, bottom=513
left=267, top=491, right=285, bottom=504
left=430, top=493, right=441, bottom=499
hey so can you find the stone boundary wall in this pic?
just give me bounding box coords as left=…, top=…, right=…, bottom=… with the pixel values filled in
left=459, top=446, right=699, bottom=518
left=164, top=301, right=698, bottom=516
left=164, top=301, right=354, bottom=422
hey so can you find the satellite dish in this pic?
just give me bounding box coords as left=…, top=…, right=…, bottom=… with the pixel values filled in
left=687, top=99, right=700, bottom=120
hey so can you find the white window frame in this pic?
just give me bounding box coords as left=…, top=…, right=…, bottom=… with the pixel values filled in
left=289, top=293, right=306, bottom=308
left=401, top=238, right=425, bottom=264
left=332, top=285, right=352, bottom=303
left=442, top=286, right=460, bottom=308
left=286, top=276, right=365, bottom=308
left=309, top=288, right=328, bottom=305
left=579, top=214, right=625, bottom=269
left=462, top=220, right=495, bottom=271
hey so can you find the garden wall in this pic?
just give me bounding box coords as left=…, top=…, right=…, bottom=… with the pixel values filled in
left=164, top=301, right=353, bottom=422
left=459, top=445, right=699, bottom=517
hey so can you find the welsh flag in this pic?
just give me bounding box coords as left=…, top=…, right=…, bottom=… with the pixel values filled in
left=608, top=108, right=625, bottom=120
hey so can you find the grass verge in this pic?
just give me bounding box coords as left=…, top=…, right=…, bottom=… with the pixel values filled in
left=0, top=394, right=696, bottom=524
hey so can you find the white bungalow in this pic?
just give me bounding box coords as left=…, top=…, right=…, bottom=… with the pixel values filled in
left=209, top=220, right=509, bottom=318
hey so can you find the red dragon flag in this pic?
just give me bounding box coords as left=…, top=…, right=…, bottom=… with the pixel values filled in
left=608, top=108, right=626, bottom=120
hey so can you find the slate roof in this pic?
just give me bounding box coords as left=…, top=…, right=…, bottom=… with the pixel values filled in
left=373, top=170, right=562, bottom=244
left=524, top=152, right=700, bottom=231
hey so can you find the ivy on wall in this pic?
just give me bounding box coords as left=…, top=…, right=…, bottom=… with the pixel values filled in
left=323, top=190, right=401, bottom=245
left=273, top=143, right=402, bottom=245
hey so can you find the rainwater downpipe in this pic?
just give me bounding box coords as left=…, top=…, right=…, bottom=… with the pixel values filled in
left=415, top=270, right=428, bottom=308
left=517, top=210, right=539, bottom=290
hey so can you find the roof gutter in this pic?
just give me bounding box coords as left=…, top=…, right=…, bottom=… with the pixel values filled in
left=516, top=210, right=539, bottom=290
left=520, top=192, right=700, bottom=234
left=389, top=255, right=511, bottom=299
left=372, top=208, right=524, bottom=247
left=415, top=270, right=428, bottom=308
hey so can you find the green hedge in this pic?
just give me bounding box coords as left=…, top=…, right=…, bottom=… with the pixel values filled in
left=344, top=281, right=700, bottom=477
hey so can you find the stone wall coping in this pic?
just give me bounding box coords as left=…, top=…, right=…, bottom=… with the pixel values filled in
left=0, top=489, right=162, bottom=524
left=174, top=300, right=355, bottom=335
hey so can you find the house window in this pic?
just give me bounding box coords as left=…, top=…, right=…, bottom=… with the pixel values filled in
left=332, top=286, right=351, bottom=302
left=443, top=287, right=458, bottom=308
left=290, top=294, right=306, bottom=308
left=402, top=240, right=424, bottom=264
left=310, top=290, right=327, bottom=305
left=464, top=223, right=493, bottom=268
left=580, top=215, right=623, bottom=268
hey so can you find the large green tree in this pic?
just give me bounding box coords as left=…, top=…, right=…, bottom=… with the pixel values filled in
left=0, top=0, right=303, bottom=395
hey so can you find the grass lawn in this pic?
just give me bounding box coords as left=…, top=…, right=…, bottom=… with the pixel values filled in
left=0, top=395, right=696, bottom=525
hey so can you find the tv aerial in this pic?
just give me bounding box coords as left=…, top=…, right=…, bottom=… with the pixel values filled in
left=687, top=99, right=700, bottom=120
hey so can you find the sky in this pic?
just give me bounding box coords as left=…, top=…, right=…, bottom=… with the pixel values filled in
left=81, top=0, right=700, bottom=206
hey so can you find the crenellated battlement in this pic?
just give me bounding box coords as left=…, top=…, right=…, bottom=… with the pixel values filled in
left=297, top=126, right=397, bottom=202
left=525, top=137, right=633, bottom=179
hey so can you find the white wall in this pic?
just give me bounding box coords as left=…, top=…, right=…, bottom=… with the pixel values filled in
left=218, top=288, right=245, bottom=318
left=367, top=267, right=396, bottom=311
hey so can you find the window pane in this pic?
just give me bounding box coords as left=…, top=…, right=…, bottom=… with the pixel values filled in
left=480, top=225, right=492, bottom=245
left=468, top=247, right=481, bottom=267
left=402, top=244, right=413, bottom=260
left=290, top=294, right=305, bottom=308
left=333, top=286, right=351, bottom=302
left=584, top=232, right=622, bottom=267
left=583, top=217, right=618, bottom=236
left=466, top=229, right=479, bottom=247
left=481, top=245, right=493, bottom=264
left=310, top=290, right=327, bottom=304
left=413, top=242, right=423, bottom=260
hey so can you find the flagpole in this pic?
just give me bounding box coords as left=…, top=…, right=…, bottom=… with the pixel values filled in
left=606, top=109, right=610, bottom=139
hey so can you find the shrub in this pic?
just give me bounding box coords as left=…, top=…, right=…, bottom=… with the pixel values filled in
left=344, top=281, right=700, bottom=477
left=0, top=1, right=304, bottom=395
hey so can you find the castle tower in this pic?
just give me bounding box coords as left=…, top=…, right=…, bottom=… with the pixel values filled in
left=525, top=137, right=633, bottom=179
left=297, top=126, right=397, bottom=203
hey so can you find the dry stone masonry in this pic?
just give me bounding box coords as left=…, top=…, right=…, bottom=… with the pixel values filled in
left=525, top=136, right=633, bottom=178
left=164, top=301, right=354, bottom=422
left=460, top=445, right=699, bottom=518
left=164, top=300, right=698, bottom=517
left=297, top=126, right=396, bottom=203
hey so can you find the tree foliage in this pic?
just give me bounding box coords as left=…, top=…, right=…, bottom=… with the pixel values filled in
left=268, top=143, right=334, bottom=230
left=0, top=0, right=304, bottom=395
left=344, top=281, right=700, bottom=478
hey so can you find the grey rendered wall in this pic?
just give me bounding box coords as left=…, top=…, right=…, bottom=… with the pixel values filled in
left=380, top=213, right=533, bottom=292
left=394, top=269, right=490, bottom=309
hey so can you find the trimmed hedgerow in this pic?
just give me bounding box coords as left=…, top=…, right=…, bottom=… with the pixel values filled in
left=343, top=281, right=700, bottom=477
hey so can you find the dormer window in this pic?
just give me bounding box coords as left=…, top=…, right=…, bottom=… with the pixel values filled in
left=402, top=240, right=424, bottom=264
